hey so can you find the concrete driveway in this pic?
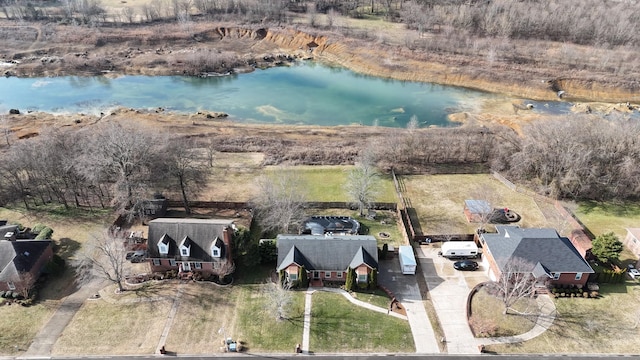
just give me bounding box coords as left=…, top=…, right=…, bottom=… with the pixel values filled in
left=416, top=245, right=489, bottom=354
left=378, top=256, right=440, bottom=354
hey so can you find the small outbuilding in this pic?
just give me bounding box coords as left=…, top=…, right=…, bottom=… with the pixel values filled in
left=463, top=200, right=492, bottom=223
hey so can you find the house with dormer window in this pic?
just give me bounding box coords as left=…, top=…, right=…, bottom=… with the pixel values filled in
left=147, top=218, right=235, bottom=277
left=276, top=234, right=378, bottom=287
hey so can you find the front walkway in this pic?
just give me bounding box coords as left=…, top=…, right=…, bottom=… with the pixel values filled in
left=301, top=287, right=411, bottom=354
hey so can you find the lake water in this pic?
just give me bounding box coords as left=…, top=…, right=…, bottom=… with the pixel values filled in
left=0, top=61, right=573, bottom=127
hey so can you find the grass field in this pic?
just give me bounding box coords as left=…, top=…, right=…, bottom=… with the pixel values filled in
left=402, top=174, right=550, bottom=235
left=573, top=200, right=640, bottom=241
left=310, top=291, right=413, bottom=353
left=485, top=282, right=640, bottom=354
left=265, top=165, right=397, bottom=203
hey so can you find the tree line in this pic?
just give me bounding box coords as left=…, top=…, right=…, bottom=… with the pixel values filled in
left=0, top=123, right=210, bottom=218
left=2, top=113, right=639, bottom=216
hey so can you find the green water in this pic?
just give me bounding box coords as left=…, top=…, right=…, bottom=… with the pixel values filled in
left=0, top=61, right=507, bottom=127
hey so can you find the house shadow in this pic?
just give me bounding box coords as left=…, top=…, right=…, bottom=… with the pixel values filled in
left=56, top=237, right=81, bottom=259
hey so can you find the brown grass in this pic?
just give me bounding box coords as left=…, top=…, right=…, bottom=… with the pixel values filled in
left=51, top=293, right=170, bottom=355
left=0, top=302, right=58, bottom=355
left=485, top=283, right=640, bottom=354
left=402, top=174, right=551, bottom=235
left=469, top=287, right=537, bottom=338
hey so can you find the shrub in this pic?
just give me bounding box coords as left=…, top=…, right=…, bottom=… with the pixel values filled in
left=4, top=291, right=13, bottom=298
left=0, top=291, right=4, bottom=298
left=35, top=227, right=53, bottom=240
left=32, top=223, right=46, bottom=234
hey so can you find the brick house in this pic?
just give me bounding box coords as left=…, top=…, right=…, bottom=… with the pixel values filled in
left=146, top=218, right=235, bottom=278
left=276, top=235, right=378, bottom=287
left=0, top=239, right=53, bottom=293
left=479, top=226, right=594, bottom=289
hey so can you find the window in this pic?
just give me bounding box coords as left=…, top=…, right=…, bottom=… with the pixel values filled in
left=158, top=243, right=168, bottom=255
left=181, top=248, right=188, bottom=256
left=289, top=272, right=298, bottom=281
left=337, top=272, right=343, bottom=279
left=169, top=259, right=177, bottom=267
left=195, top=262, right=202, bottom=270
left=152, top=259, right=161, bottom=266
left=7, top=281, right=15, bottom=290
left=357, top=274, right=367, bottom=283
left=313, top=271, right=320, bottom=279
left=212, top=248, right=220, bottom=257
left=575, top=273, right=582, bottom=281
left=325, top=271, right=332, bottom=279
left=553, top=273, right=560, bottom=280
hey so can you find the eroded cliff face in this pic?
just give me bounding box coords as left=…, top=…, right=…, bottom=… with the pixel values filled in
left=248, top=27, right=639, bottom=103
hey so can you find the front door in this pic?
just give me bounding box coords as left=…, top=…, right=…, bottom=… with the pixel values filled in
left=182, top=262, right=191, bottom=272
left=313, top=271, right=320, bottom=279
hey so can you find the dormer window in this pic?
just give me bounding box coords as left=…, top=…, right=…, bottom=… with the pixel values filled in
left=211, top=237, right=222, bottom=258
left=179, top=236, right=192, bottom=258
left=158, top=234, right=172, bottom=256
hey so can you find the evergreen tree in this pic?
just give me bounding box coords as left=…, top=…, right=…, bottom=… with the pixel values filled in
left=591, top=232, right=623, bottom=264
left=299, top=266, right=309, bottom=288
left=368, top=269, right=378, bottom=290
left=345, top=267, right=355, bottom=291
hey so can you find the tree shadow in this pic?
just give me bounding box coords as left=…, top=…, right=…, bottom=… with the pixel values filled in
left=56, top=237, right=81, bottom=259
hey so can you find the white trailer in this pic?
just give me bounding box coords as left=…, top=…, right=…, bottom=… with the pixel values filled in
left=398, top=246, right=417, bottom=275
left=439, top=241, right=479, bottom=259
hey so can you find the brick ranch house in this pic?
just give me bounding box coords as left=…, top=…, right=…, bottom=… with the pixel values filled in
left=0, top=239, right=53, bottom=293
left=479, top=225, right=594, bottom=289
left=146, top=218, right=235, bottom=278
left=276, top=234, right=378, bottom=287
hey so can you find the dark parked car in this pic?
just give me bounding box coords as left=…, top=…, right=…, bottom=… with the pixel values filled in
left=453, top=260, right=478, bottom=271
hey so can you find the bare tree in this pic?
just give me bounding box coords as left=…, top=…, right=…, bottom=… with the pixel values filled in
left=487, top=257, right=539, bottom=315
left=78, top=123, right=162, bottom=218
left=159, top=139, right=208, bottom=215
left=82, top=230, right=129, bottom=293
left=345, top=147, right=380, bottom=216
left=251, top=170, right=307, bottom=234
left=263, top=280, right=292, bottom=321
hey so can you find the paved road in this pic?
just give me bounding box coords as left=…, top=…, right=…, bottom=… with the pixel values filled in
left=12, top=354, right=638, bottom=360
left=378, top=256, right=440, bottom=353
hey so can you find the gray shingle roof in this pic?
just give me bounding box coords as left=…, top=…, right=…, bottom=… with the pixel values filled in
left=482, top=226, right=594, bottom=274
left=276, top=235, right=378, bottom=271
left=0, top=240, right=52, bottom=282
left=147, top=218, right=234, bottom=261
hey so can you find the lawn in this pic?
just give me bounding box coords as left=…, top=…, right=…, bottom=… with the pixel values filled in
left=485, top=282, right=640, bottom=354
left=0, top=302, right=58, bottom=355
left=234, top=285, right=306, bottom=352
left=402, top=174, right=550, bottom=235
left=265, top=165, right=397, bottom=203
left=51, top=294, right=171, bottom=355
left=469, top=286, right=537, bottom=338
left=310, top=292, right=414, bottom=353
left=573, top=200, right=640, bottom=241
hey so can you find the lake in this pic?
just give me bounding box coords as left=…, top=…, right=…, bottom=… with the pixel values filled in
left=0, top=61, right=572, bottom=127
